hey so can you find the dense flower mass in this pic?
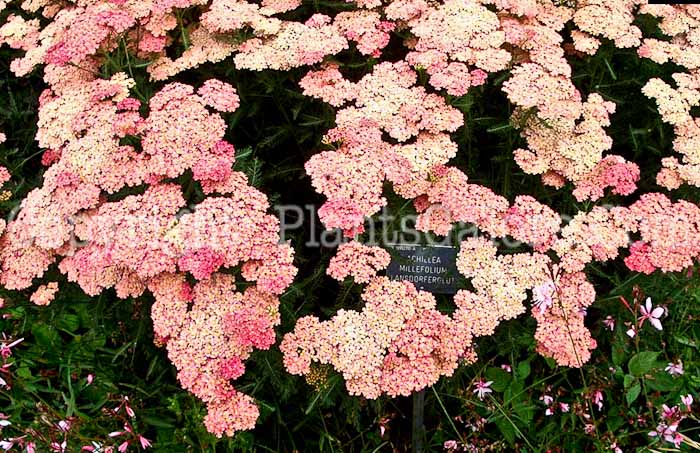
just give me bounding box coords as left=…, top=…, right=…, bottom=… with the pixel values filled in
left=2, top=0, right=700, bottom=440
left=327, top=241, right=391, bottom=284
left=283, top=235, right=601, bottom=393
left=532, top=271, right=598, bottom=367
left=642, top=74, right=700, bottom=189
left=281, top=276, right=472, bottom=398
left=621, top=193, right=700, bottom=273
left=151, top=273, right=282, bottom=436
left=0, top=23, right=297, bottom=433
left=302, top=60, right=463, bottom=234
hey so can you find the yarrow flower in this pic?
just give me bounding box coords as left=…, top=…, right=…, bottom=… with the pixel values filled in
left=327, top=242, right=390, bottom=283
left=2, top=0, right=700, bottom=441
left=30, top=282, right=59, bottom=306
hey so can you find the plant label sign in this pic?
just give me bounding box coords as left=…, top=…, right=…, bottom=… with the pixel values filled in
left=385, top=244, right=459, bottom=294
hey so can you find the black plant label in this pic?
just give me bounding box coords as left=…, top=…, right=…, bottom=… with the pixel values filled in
left=385, top=244, right=459, bottom=294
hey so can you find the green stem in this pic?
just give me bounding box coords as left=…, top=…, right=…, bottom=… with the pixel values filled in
left=430, top=386, right=464, bottom=444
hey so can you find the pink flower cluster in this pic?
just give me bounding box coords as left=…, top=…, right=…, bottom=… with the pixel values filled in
left=405, top=166, right=565, bottom=246
left=281, top=0, right=700, bottom=397
left=302, top=61, right=462, bottom=235
left=327, top=242, right=391, bottom=284
left=3, top=0, right=700, bottom=439
left=30, top=281, right=59, bottom=306
left=0, top=53, right=296, bottom=436
left=633, top=6, right=700, bottom=189
left=555, top=193, right=700, bottom=275
left=573, top=0, right=641, bottom=48
left=150, top=273, right=282, bottom=436
left=1, top=0, right=693, bottom=198
left=532, top=271, right=597, bottom=367
left=401, top=0, right=506, bottom=95
left=622, top=193, right=700, bottom=274
left=637, top=5, right=700, bottom=70
left=283, top=235, right=602, bottom=392
left=281, top=276, right=472, bottom=398
left=642, top=73, right=700, bottom=189
left=554, top=207, right=631, bottom=273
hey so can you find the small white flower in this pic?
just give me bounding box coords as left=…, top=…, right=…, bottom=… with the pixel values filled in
left=602, top=316, right=615, bottom=331
left=665, top=360, right=684, bottom=376
left=593, top=390, right=604, bottom=411
left=639, top=297, right=664, bottom=331
left=681, top=394, right=693, bottom=409
left=532, top=281, right=556, bottom=314
left=473, top=380, right=493, bottom=400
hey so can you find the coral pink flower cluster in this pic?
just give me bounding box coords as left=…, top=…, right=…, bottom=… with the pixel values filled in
left=633, top=5, right=700, bottom=189
left=281, top=274, right=473, bottom=398
left=302, top=61, right=463, bottom=235
left=0, top=137, right=9, bottom=237
left=0, top=0, right=694, bottom=201
left=275, top=1, right=700, bottom=399
left=2, top=0, right=700, bottom=439
left=642, top=73, right=700, bottom=189
left=0, top=20, right=296, bottom=433
left=327, top=242, right=391, bottom=284
left=283, top=236, right=596, bottom=395
left=30, top=282, right=59, bottom=306
left=149, top=273, right=283, bottom=435
left=532, top=271, right=597, bottom=367
left=0, top=0, right=698, bottom=195
left=284, top=187, right=700, bottom=392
